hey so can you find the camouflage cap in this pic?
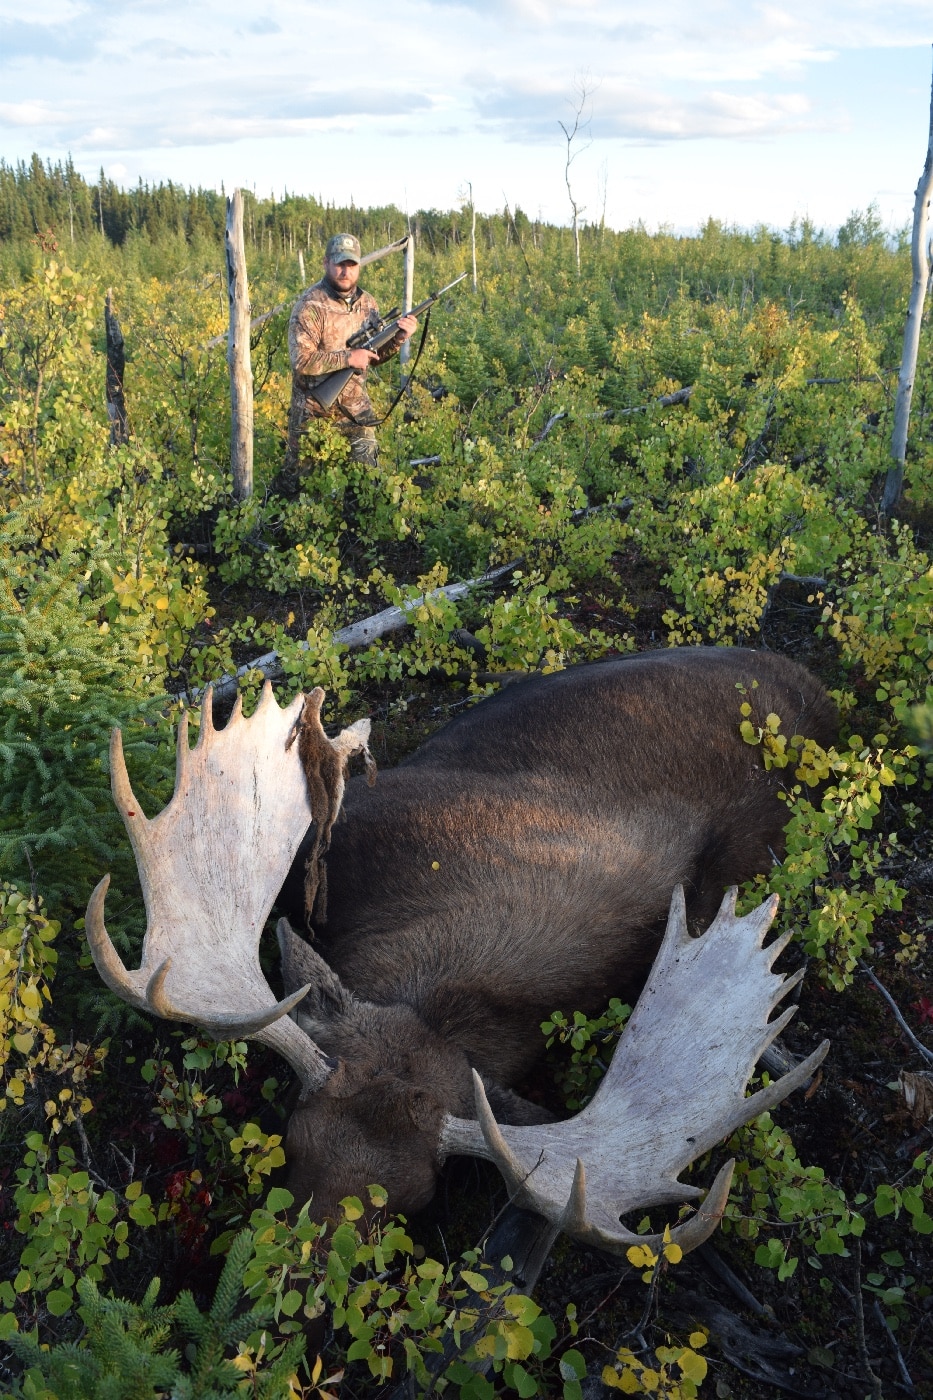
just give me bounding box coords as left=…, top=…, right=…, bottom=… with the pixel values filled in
left=325, top=232, right=361, bottom=264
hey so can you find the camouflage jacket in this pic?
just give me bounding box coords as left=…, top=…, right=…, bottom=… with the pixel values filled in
left=286, top=278, right=406, bottom=453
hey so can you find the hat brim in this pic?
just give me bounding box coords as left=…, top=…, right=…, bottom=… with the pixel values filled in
left=330, top=252, right=360, bottom=264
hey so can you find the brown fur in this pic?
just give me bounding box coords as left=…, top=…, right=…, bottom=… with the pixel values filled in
left=287, top=687, right=347, bottom=921
left=276, top=647, right=837, bottom=1219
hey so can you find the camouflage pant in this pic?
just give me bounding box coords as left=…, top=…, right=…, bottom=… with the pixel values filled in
left=343, top=424, right=379, bottom=469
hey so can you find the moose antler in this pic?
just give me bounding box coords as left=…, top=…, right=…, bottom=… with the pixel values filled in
left=439, top=886, right=829, bottom=1255
left=86, top=682, right=372, bottom=1093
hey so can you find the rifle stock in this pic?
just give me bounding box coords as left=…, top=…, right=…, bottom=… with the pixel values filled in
left=308, top=272, right=467, bottom=411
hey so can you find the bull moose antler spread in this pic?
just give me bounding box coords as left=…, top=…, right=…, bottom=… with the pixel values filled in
left=87, top=684, right=372, bottom=1093
left=87, top=652, right=834, bottom=1256
left=440, top=888, right=827, bottom=1253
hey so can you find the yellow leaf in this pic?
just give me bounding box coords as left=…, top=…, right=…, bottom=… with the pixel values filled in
left=679, top=1350, right=708, bottom=1383
left=154, top=596, right=170, bottom=611
left=502, top=1321, right=535, bottom=1360
left=663, top=1242, right=683, bottom=1264
left=688, top=1332, right=707, bottom=1350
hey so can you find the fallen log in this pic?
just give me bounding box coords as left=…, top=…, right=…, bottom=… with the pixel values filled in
left=187, top=560, right=519, bottom=705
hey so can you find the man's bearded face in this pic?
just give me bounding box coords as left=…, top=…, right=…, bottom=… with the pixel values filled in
left=325, top=257, right=361, bottom=295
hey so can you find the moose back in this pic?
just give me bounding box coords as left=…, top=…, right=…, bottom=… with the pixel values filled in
left=87, top=646, right=836, bottom=1243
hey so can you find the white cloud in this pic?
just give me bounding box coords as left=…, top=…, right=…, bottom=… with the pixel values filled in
left=0, top=100, right=66, bottom=128
left=0, top=0, right=930, bottom=233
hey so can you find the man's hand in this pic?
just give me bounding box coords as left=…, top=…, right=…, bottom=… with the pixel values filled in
left=347, top=347, right=380, bottom=369
left=397, top=314, right=418, bottom=341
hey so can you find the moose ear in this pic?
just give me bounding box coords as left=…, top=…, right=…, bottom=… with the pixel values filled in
left=405, top=1086, right=445, bottom=1135
left=276, top=918, right=355, bottom=1019
left=482, top=1080, right=555, bottom=1127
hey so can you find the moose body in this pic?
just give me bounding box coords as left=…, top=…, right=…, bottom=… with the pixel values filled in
left=275, top=646, right=836, bottom=1215
left=88, top=644, right=836, bottom=1245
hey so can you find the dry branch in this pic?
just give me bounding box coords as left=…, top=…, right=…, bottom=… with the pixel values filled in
left=859, top=961, right=933, bottom=1067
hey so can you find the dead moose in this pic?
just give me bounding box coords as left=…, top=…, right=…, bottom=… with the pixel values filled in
left=87, top=646, right=835, bottom=1256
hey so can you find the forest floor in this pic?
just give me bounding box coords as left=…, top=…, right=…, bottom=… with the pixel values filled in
left=115, top=516, right=933, bottom=1397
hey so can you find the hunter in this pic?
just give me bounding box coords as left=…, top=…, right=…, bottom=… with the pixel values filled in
left=285, top=232, right=416, bottom=479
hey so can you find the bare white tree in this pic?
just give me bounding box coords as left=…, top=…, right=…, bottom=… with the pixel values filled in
left=459, top=181, right=478, bottom=292
left=225, top=189, right=254, bottom=502
left=882, top=49, right=933, bottom=517
left=559, top=77, right=594, bottom=275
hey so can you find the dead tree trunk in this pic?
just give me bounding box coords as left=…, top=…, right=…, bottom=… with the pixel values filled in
left=225, top=189, right=254, bottom=502
left=468, top=182, right=478, bottom=292
left=399, top=234, right=415, bottom=381
left=104, top=289, right=128, bottom=446
left=882, top=50, right=933, bottom=518
left=559, top=80, right=592, bottom=278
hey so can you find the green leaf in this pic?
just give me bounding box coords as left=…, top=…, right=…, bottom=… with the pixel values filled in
left=559, top=1348, right=587, bottom=1381
left=506, top=1362, right=539, bottom=1397
left=46, top=1287, right=74, bottom=1316
left=264, top=1186, right=294, bottom=1214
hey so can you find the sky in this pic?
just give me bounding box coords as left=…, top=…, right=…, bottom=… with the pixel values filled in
left=0, top=0, right=931, bottom=237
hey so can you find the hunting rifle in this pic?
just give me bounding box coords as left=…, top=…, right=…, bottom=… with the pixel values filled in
left=309, top=271, right=467, bottom=410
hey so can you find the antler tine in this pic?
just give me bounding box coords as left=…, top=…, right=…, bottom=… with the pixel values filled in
left=174, top=706, right=192, bottom=792
left=570, top=1158, right=736, bottom=1256
left=720, top=1039, right=830, bottom=1136
left=142, top=952, right=314, bottom=1038
left=226, top=687, right=245, bottom=727
left=773, top=961, right=806, bottom=1002
left=199, top=683, right=217, bottom=740
left=763, top=926, right=795, bottom=968
left=85, top=874, right=150, bottom=1012
left=660, top=881, right=691, bottom=952
left=471, top=1070, right=536, bottom=1198
left=110, top=727, right=148, bottom=825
